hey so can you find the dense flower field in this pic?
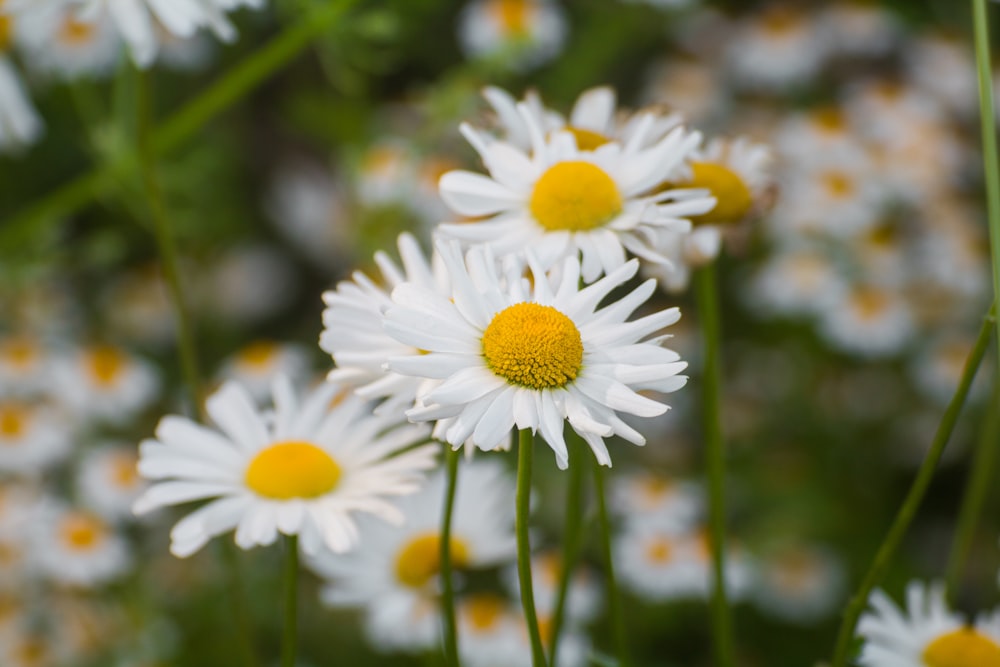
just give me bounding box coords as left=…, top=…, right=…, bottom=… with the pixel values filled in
left=2, top=1, right=1000, bottom=667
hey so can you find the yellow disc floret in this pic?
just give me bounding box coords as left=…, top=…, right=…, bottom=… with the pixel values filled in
left=482, top=303, right=583, bottom=389
left=0, top=1, right=11, bottom=52
left=686, top=162, right=754, bottom=226
left=529, top=161, right=623, bottom=232
left=86, top=346, right=126, bottom=386
left=244, top=441, right=341, bottom=500
left=923, top=628, right=1000, bottom=667
left=463, top=594, right=507, bottom=632
left=60, top=513, right=106, bottom=551
left=565, top=127, right=611, bottom=151
left=487, top=0, right=530, bottom=34
left=395, top=532, right=471, bottom=589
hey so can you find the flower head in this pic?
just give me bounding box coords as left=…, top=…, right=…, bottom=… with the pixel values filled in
left=133, top=377, right=438, bottom=557
left=384, top=242, right=688, bottom=468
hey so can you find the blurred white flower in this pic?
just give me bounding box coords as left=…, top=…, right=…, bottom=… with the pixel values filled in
left=51, top=344, right=160, bottom=424
left=34, top=505, right=131, bottom=587
left=457, top=0, right=567, bottom=71
left=77, top=444, right=146, bottom=523
left=218, top=340, right=312, bottom=404
left=750, top=543, right=845, bottom=624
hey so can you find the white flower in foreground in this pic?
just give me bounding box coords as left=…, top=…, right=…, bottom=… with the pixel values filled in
left=438, top=104, right=713, bottom=282
left=857, top=581, right=1000, bottom=667
left=384, top=242, right=689, bottom=468
left=306, top=460, right=516, bottom=653
left=321, top=232, right=449, bottom=417
left=133, top=377, right=437, bottom=557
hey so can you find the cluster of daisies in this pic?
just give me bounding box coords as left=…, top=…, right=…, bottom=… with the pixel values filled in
left=0, top=0, right=265, bottom=152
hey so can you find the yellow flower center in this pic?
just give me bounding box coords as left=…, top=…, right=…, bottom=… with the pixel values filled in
left=86, top=346, right=126, bottom=386
left=487, top=0, right=530, bottom=34
left=482, top=303, right=583, bottom=389
left=0, top=404, right=28, bottom=439
left=771, top=550, right=820, bottom=592
left=645, top=537, right=674, bottom=564
left=111, top=452, right=140, bottom=488
left=0, top=337, right=38, bottom=370
left=60, top=513, right=106, bottom=551
left=687, top=162, right=753, bottom=226
left=813, top=107, right=847, bottom=134
left=59, top=16, right=95, bottom=45
left=637, top=476, right=674, bottom=509
left=0, top=0, right=11, bottom=52
left=394, top=532, right=471, bottom=589
left=244, top=441, right=341, bottom=500
left=761, top=7, right=802, bottom=35
left=565, top=126, right=611, bottom=152
left=464, top=594, right=507, bottom=632
left=237, top=340, right=279, bottom=369
left=529, top=161, right=623, bottom=232
left=923, top=628, right=1000, bottom=667
left=14, top=639, right=47, bottom=667
left=851, top=288, right=890, bottom=321
left=823, top=171, right=855, bottom=199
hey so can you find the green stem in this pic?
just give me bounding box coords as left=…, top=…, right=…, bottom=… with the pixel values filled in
left=548, top=432, right=586, bottom=667
left=282, top=535, right=299, bottom=667
left=694, top=264, right=733, bottom=667
left=439, top=446, right=461, bottom=667
left=593, top=459, right=630, bottom=667
left=830, top=304, right=996, bottom=667
left=516, top=429, right=547, bottom=667
left=136, top=68, right=203, bottom=417
left=945, top=377, right=1000, bottom=599
left=1, top=0, right=360, bottom=249
left=220, top=542, right=261, bottom=667
left=972, top=0, right=1000, bottom=371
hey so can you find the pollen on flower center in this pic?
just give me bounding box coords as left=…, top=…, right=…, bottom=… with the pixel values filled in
left=0, top=404, right=27, bottom=439
left=565, top=126, right=611, bottom=151
left=529, top=161, right=623, bottom=232
left=86, top=346, right=126, bottom=386
left=244, top=441, right=341, bottom=500
left=482, top=303, right=584, bottom=389
left=60, top=513, right=106, bottom=551
left=645, top=537, right=674, bottom=564
left=687, top=161, right=753, bottom=225
left=394, top=532, right=471, bottom=589
left=487, top=0, right=530, bottom=34
left=238, top=341, right=279, bottom=368
left=922, top=628, right=1000, bottom=667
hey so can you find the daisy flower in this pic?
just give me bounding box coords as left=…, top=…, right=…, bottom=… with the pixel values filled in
left=103, top=264, right=177, bottom=348
left=502, top=550, right=602, bottom=623
left=456, top=594, right=526, bottom=667
left=438, top=104, right=713, bottom=283
left=34, top=505, right=131, bottom=587
left=819, top=1, right=900, bottom=58
left=0, top=335, right=50, bottom=396
left=51, top=344, right=160, bottom=424
left=306, top=460, right=516, bottom=653
left=0, top=400, right=71, bottom=476
left=610, top=472, right=702, bottom=532
left=747, top=247, right=847, bottom=318
left=750, top=543, right=845, bottom=625
left=725, top=5, right=830, bottom=92
left=133, top=377, right=437, bottom=557
left=457, top=0, right=568, bottom=72
left=77, top=444, right=146, bottom=523
left=14, top=2, right=121, bottom=79
left=201, top=244, right=297, bottom=325
left=217, top=340, right=311, bottom=403
left=321, top=232, right=450, bottom=418
left=857, top=581, right=1000, bottom=667
left=384, top=243, right=689, bottom=468
left=819, top=285, right=915, bottom=358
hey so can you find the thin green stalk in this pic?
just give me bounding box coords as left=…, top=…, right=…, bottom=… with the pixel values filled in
left=548, top=432, right=586, bottom=667
left=136, top=69, right=203, bottom=417
left=1, top=0, right=360, bottom=248
left=439, top=446, right=461, bottom=667
left=282, top=535, right=299, bottom=667
left=830, top=304, right=996, bottom=667
left=694, top=264, right=733, bottom=667
left=220, top=542, right=261, bottom=667
left=945, top=377, right=1000, bottom=599
left=593, top=460, right=630, bottom=667
left=972, top=0, right=1000, bottom=371
left=516, top=429, right=547, bottom=667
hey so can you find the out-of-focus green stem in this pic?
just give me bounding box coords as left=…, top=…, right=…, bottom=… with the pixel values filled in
left=136, top=69, right=202, bottom=417
left=972, top=0, right=1000, bottom=371
left=830, top=304, right=995, bottom=667
left=593, top=459, right=630, bottom=667
left=548, top=432, right=586, bottom=667
left=694, top=264, right=733, bottom=667
left=516, top=429, right=547, bottom=667
left=281, top=535, right=299, bottom=667
left=945, top=377, right=1000, bottom=599
left=1, top=0, right=359, bottom=247
left=439, top=446, right=461, bottom=667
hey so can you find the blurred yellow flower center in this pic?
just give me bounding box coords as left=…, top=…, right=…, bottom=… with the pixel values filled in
left=823, top=171, right=855, bottom=199
left=0, top=2, right=11, bottom=52
left=245, top=441, right=341, bottom=500
left=771, top=550, right=820, bottom=592
left=922, top=628, right=1000, bottom=667
left=687, top=162, right=753, bottom=225
left=14, top=639, right=47, bottom=667
left=0, top=337, right=38, bottom=369
left=487, top=0, right=529, bottom=34
left=482, top=303, right=583, bottom=389
left=565, top=126, right=611, bottom=151
left=111, top=452, right=140, bottom=488
left=530, top=161, right=623, bottom=232
left=86, top=346, right=126, bottom=386
left=645, top=537, right=674, bottom=564
left=0, top=404, right=28, bottom=439
left=851, top=288, right=890, bottom=320
left=395, top=533, right=470, bottom=589
left=238, top=340, right=279, bottom=368
left=59, top=16, right=96, bottom=45
left=60, top=513, right=106, bottom=551
left=813, top=107, right=847, bottom=134
left=464, top=594, right=507, bottom=631
left=637, top=476, right=674, bottom=508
